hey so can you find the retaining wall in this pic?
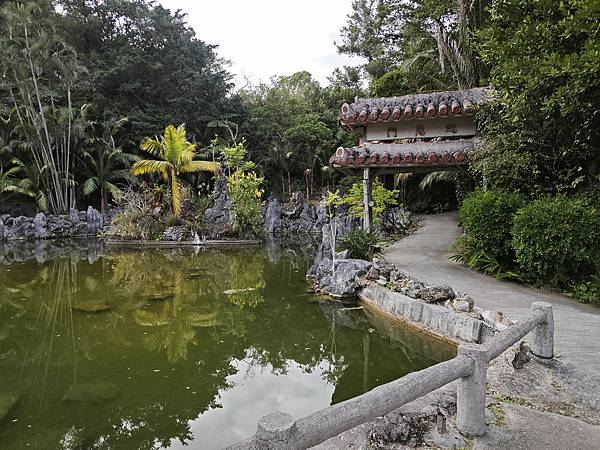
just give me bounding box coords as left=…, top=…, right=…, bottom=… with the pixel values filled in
left=359, top=283, right=483, bottom=343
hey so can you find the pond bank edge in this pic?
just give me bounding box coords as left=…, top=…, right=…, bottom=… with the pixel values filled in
left=358, top=283, right=483, bottom=344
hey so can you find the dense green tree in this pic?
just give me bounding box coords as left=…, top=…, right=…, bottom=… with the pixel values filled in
left=338, top=0, right=489, bottom=91
left=474, top=0, right=600, bottom=197
left=55, top=0, right=239, bottom=148
left=80, top=116, right=139, bottom=213
left=0, top=0, right=82, bottom=213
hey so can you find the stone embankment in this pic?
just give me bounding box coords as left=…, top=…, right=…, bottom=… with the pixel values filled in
left=308, top=250, right=510, bottom=343
left=0, top=206, right=107, bottom=241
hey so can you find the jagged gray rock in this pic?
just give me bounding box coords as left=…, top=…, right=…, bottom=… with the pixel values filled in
left=319, top=259, right=373, bottom=298
left=86, top=206, right=104, bottom=234
left=203, top=176, right=232, bottom=235
left=421, top=284, right=455, bottom=303
left=34, top=212, right=47, bottom=238
left=265, top=198, right=282, bottom=234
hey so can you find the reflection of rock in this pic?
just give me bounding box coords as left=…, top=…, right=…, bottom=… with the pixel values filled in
left=318, top=301, right=368, bottom=330
left=62, top=383, right=120, bottom=404
left=0, top=392, right=19, bottom=421
left=265, top=234, right=282, bottom=264
left=73, top=300, right=111, bottom=313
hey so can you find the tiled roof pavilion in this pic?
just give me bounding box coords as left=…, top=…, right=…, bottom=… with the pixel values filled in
left=332, top=86, right=491, bottom=171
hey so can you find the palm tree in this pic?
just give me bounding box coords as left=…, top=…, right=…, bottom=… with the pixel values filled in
left=131, top=125, right=220, bottom=217
left=80, top=118, right=139, bottom=214
left=0, top=157, right=49, bottom=211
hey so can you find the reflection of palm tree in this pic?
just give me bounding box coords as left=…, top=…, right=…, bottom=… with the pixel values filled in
left=132, top=273, right=220, bottom=363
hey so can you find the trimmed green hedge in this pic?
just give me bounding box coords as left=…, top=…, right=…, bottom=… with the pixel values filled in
left=458, top=190, right=524, bottom=263
left=512, top=197, right=600, bottom=287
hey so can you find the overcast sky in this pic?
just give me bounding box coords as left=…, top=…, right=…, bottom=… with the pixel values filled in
left=157, top=0, right=363, bottom=87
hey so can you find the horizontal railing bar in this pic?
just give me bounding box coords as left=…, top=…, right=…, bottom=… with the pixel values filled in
left=483, top=310, right=545, bottom=362
left=228, top=304, right=554, bottom=449
left=292, top=355, right=473, bottom=449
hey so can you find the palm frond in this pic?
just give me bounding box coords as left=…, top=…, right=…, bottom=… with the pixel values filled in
left=140, top=137, right=164, bottom=158
left=163, top=124, right=188, bottom=162
left=179, top=160, right=220, bottom=174
left=82, top=177, right=99, bottom=196
left=105, top=182, right=123, bottom=201
left=419, top=171, right=459, bottom=190
left=131, top=159, right=170, bottom=176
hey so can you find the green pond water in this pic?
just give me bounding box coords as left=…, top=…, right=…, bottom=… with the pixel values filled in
left=0, top=240, right=455, bottom=449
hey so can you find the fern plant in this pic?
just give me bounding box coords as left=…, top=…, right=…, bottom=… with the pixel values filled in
left=337, top=230, right=381, bottom=261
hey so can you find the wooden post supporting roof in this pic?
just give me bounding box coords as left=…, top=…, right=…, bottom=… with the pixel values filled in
left=363, top=167, right=372, bottom=232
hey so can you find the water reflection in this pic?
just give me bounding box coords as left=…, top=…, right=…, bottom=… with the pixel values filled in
left=0, top=240, right=453, bottom=449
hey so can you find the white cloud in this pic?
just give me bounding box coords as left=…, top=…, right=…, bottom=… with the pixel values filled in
left=157, top=0, right=364, bottom=87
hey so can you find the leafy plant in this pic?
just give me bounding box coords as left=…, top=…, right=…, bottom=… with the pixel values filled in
left=458, top=190, right=523, bottom=264
left=80, top=117, right=139, bottom=213
left=511, top=197, right=600, bottom=287
left=131, top=125, right=220, bottom=217
left=339, top=179, right=399, bottom=225
left=450, top=236, right=522, bottom=281
left=337, top=230, right=381, bottom=261
left=569, top=277, right=600, bottom=305
left=227, top=170, right=264, bottom=238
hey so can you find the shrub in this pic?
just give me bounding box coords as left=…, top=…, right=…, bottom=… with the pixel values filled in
left=339, top=179, right=399, bottom=225
left=511, top=197, right=600, bottom=287
left=570, top=276, right=600, bottom=305
left=227, top=170, right=264, bottom=238
left=458, top=190, right=524, bottom=263
left=337, top=229, right=380, bottom=261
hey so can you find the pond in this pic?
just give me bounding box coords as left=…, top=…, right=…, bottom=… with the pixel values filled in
left=0, top=239, right=455, bottom=449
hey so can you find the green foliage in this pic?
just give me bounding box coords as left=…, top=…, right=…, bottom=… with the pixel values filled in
left=220, top=142, right=254, bottom=174
left=511, top=197, right=600, bottom=287
left=338, top=0, right=488, bottom=89
left=131, top=125, right=219, bottom=217
left=227, top=170, right=264, bottom=239
left=458, top=190, right=523, bottom=263
left=370, top=68, right=411, bottom=97
left=80, top=116, right=139, bottom=213
left=337, top=230, right=380, bottom=261
left=339, top=180, right=398, bottom=224
left=0, top=0, right=81, bottom=213
left=475, top=0, right=600, bottom=196
left=56, top=0, right=237, bottom=147
left=569, top=277, right=600, bottom=305
left=450, top=236, right=523, bottom=281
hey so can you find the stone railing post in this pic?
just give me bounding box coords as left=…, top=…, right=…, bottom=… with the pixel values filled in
left=456, top=344, right=487, bottom=436
left=530, top=302, right=554, bottom=359
left=255, top=412, right=297, bottom=450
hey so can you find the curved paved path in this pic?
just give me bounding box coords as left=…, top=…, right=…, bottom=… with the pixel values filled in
left=385, top=212, right=600, bottom=372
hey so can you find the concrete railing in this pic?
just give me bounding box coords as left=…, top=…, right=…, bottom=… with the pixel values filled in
left=228, top=302, right=554, bottom=450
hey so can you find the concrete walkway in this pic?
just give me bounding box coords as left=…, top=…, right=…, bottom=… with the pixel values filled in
left=385, top=212, right=600, bottom=372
